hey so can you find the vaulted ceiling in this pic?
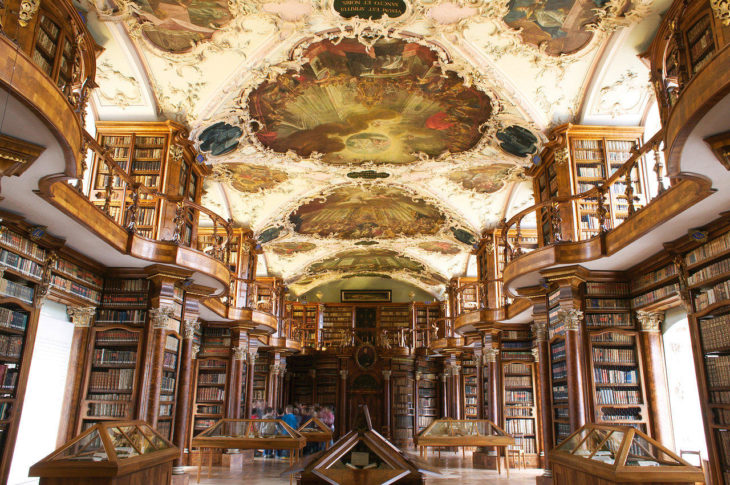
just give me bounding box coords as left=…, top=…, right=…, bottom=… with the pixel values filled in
left=78, top=0, right=669, bottom=296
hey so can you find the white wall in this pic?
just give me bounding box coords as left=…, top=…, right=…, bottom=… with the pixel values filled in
left=8, top=301, right=74, bottom=485
left=663, top=306, right=707, bottom=464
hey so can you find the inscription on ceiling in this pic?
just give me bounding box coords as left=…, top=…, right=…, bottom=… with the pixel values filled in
left=333, top=0, right=407, bottom=19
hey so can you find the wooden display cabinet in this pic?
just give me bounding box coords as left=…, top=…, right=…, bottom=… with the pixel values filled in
left=89, top=121, right=206, bottom=243
left=29, top=420, right=178, bottom=485
left=529, top=125, right=647, bottom=243
left=550, top=424, right=704, bottom=484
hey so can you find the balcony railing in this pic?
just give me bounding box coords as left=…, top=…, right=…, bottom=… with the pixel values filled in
left=501, top=131, right=668, bottom=266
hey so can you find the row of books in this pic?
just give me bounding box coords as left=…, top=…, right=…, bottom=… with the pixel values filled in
left=586, top=298, right=630, bottom=310
left=87, top=402, right=128, bottom=418
left=685, top=229, right=730, bottom=266
left=161, top=376, right=175, bottom=392
left=54, top=258, right=103, bottom=288
left=104, top=279, right=149, bottom=292
left=106, top=147, right=129, bottom=160
left=95, top=309, right=146, bottom=325
left=694, top=279, right=730, bottom=310
left=505, top=418, right=535, bottom=435
left=552, top=361, right=567, bottom=380
left=506, top=407, right=533, bottom=417
left=135, top=136, right=165, bottom=148
left=0, top=335, right=22, bottom=360
left=95, top=330, right=138, bottom=345
left=713, top=408, right=730, bottom=426
left=552, top=384, right=568, bottom=401
left=88, top=368, right=135, bottom=392
left=632, top=264, right=677, bottom=293
left=101, top=136, right=132, bottom=146
left=0, top=229, right=45, bottom=261
left=200, top=359, right=227, bottom=368
left=555, top=406, right=569, bottom=419
left=594, top=368, right=638, bottom=384
left=573, top=149, right=603, bottom=161
left=600, top=407, right=642, bottom=422
left=505, top=362, right=531, bottom=375
left=92, top=349, right=136, bottom=365
left=101, top=294, right=147, bottom=307
left=688, top=257, right=730, bottom=286
left=198, top=373, right=226, bottom=384
left=50, top=275, right=101, bottom=302
left=504, top=376, right=532, bottom=387
left=163, top=352, right=177, bottom=368
left=0, top=402, right=11, bottom=421
left=573, top=139, right=601, bottom=150
left=505, top=390, right=533, bottom=403
left=551, top=341, right=566, bottom=360
left=197, top=404, right=223, bottom=414
left=596, top=389, right=641, bottom=405
left=132, top=175, right=158, bottom=187
left=631, top=283, right=679, bottom=308
left=592, top=347, right=637, bottom=364
left=0, top=249, right=42, bottom=279
left=194, top=418, right=217, bottom=430
left=159, top=404, right=173, bottom=416
left=502, top=350, right=533, bottom=361
left=133, top=148, right=163, bottom=160
left=706, top=355, right=730, bottom=388
left=711, top=390, right=730, bottom=405
left=0, top=365, right=18, bottom=391
left=132, top=160, right=162, bottom=172
left=586, top=282, right=630, bottom=297
left=592, top=333, right=633, bottom=344
left=197, top=387, right=224, bottom=401
left=0, top=307, right=27, bottom=332
left=514, top=436, right=537, bottom=454
left=577, top=166, right=606, bottom=178
left=586, top=313, right=632, bottom=327
left=86, top=392, right=131, bottom=402
left=699, top=314, right=730, bottom=351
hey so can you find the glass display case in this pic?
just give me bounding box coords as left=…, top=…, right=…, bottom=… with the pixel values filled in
left=29, top=421, right=178, bottom=484
left=415, top=418, right=514, bottom=447
left=298, top=417, right=333, bottom=445
left=550, top=424, right=705, bottom=484
left=192, top=418, right=305, bottom=450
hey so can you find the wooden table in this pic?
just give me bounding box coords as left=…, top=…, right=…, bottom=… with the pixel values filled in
left=415, top=435, right=515, bottom=478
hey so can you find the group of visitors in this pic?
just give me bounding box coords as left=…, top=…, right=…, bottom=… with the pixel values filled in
left=249, top=400, right=335, bottom=457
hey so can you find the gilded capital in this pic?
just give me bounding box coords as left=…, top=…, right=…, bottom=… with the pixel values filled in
left=150, top=307, right=174, bottom=330
left=415, top=371, right=422, bottom=382
left=18, top=0, right=40, bottom=27
left=192, top=344, right=200, bottom=359
left=247, top=350, right=258, bottom=364
left=382, top=370, right=392, bottom=380
left=636, top=311, right=663, bottom=332
left=557, top=308, right=583, bottom=331
left=339, top=369, right=348, bottom=380
left=532, top=347, right=539, bottom=362
left=484, top=348, right=499, bottom=364
left=183, top=319, right=199, bottom=339
left=712, top=0, right=730, bottom=26
left=233, top=345, right=247, bottom=361
left=67, top=306, right=95, bottom=328
left=532, top=321, right=548, bottom=342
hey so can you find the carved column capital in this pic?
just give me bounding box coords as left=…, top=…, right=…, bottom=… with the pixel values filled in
left=18, top=0, right=40, bottom=27
left=532, top=321, right=548, bottom=342
left=440, top=372, right=448, bottom=382
left=450, top=364, right=461, bottom=377
left=382, top=370, right=392, bottom=380
left=557, top=308, right=583, bottom=331
left=712, top=0, right=730, bottom=26
left=554, top=147, right=569, bottom=166
left=339, top=369, right=348, bottom=380
left=192, top=344, right=200, bottom=359
left=532, top=347, right=539, bottom=363
left=484, top=348, right=499, bottom=364
left=636, top=311, right=664, bottom=332
left=247, top=350, right=258, bottom=364
left=415, top=371, right=422, bottom=382
left=271, top=364, right=282, bottom=376
left=232, top=345, right=247, bottom=361
left=150, top=307, right=174, bottom=330
left=67, top=306, right=95, bottom=328
left=182, top=319, right=199, bottom=339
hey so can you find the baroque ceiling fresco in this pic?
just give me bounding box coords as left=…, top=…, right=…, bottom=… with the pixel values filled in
left=80, top=0, right=668, bottom=296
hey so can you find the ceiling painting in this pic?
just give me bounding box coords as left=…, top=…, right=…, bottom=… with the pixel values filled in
left=246, top=38, right=493, bottom=165
left=496, top=125, right=539, bottom=158
left=503, top=0, right=607, bottom=56
left=446, top=164, right=516, bottom=194
left=418, top=241, right=462, bottom=255
left=199, top=122, right=243, bottom=156
left=268, top=241, right=317, bottom=255
left=213, top=163, right=288, bottom=193
left=127, top=0, right=234, bottom=53
left=289, top=185, right=446, bottom=239
left=307, top=249, right=425, bottom=275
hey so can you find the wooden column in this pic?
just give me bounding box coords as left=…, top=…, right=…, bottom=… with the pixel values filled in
left=451, top=359, right=462, bottom=420
left=310, top=369, right=317, bottom=403
left=637, top=311, right=675, bottom=449
left=236, top=231, right=258, bottom=308
left=475, top=351, right=484, bottom=419
left=58, top=307, right=95, bottom=445
left=383, top=370, right=392, bottom=439
left=440, top=372, right=448, bottom=417
left=533, top=320, right=553, bottom=471
left=269, top=357, right=281, bottom=410
left=226, top=331, right=246, bottom=419
left=486, top=347, right=501, bottom=425
left=338, top=369, right=348, bottom=437
left=147, top=307, right=174, bottom=428
left=243, top=350, right=257, bottom=418
left=413, top=371, right=421, bottom=439
left=563, top=309, right=587, bottom=431
left=172, top=318, right=198, bottom=474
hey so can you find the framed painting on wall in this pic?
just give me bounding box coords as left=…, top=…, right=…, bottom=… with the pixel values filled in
left=341, top=290, right=392, bottom=303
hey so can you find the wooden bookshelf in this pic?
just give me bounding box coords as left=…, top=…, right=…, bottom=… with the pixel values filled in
left=287, top=302, right=320, bottom=349
left=191, top=358, right=228, bottom=437
left=461, top=353, right=478, bottom=419
left=253, top=353, right=269, bottom=402
left=547, top=287, right=569, bottom=445
left=392, top=359, right=415, bottom=445
left=89, top=122, right=205, bottom=243
left=502, top=361, right=538, bottom=456
left=315, top=357, right=338, bottom=409
left=416, top=359, right=439, bottom=435
left=414, top=303, right=440, bottom=348
left=157, top=334, right=180, bottom=440
left=529, top=125, right=647, bottom=243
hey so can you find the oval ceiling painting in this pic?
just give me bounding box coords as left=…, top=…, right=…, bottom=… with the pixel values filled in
left=247, top=38, right=493, bottom=164
left=289, top=185, right=446, bottom=239
left=218, top=163, right=288, bottom=193
left=268, top=241, right=317, bottom=255
left=503, top=0, right=604, bottom=56
left=418, top=241, right=462, bottom=255
left=307, top=249, right=425, bottom=275
left=130, top=1, right=234, bottom=53
left=447, top=163, right=514, bottom=194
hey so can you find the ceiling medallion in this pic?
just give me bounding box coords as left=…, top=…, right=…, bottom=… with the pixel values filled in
left=347, top=170, right=390, bottom=179
left=333, top=0, right=408, bottom=20
left=245, top=37, right=493, bottom=165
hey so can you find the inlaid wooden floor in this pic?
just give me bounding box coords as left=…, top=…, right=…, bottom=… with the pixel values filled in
left=188, top=452, right=543, bottom=484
